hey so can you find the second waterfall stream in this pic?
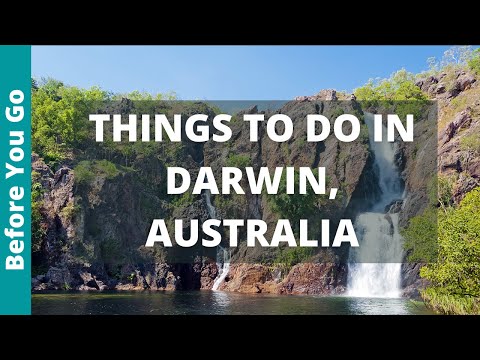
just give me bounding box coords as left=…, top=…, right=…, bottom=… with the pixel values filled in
left=347, top=112, right=405, bottom=298
left=203, top=190, right=230, bottom=291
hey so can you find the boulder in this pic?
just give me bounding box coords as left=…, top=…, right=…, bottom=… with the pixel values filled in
left=31, top=277, right=41, bottom=289
left=456, top=73, right=476, bottom=91
left=441, top=109, right=472, bottom=145
left=279, top=263, right=346, bottom=295
left=79, top=271, right=100, bottom=290
left=217, top=264, right=276, bottom=293
left=436, top=83, right=446, bottom=94
left=77, top=284, right=98, bottom=291
left=200, top=261, right=219, bottom=289
left=401, top=263, right=428, bottom=299
left=46, top=266, right=72, bottom=289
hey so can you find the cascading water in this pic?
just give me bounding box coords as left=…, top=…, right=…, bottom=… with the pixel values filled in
left=347, top=113, right=405, bottom=298
left=203, top=190, right=230, bottom=291
left=212, top=247, right=231, bottom=291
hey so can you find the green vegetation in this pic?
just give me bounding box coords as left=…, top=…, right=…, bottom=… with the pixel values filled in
left=296, top=137, right=306, bottom=150
left=425, top=46, right=474, bottom=74
left=437, top=174, right=457, bottom=210
left=401, top=208, right=438, bottom=263
left=112, top=90, right=177, bottom=101
left=354, top=69, right=428, bottom=119
left=60, top=202, right=81, bottom=221
left=63, top=282, right=72, bottom=291
left=403, top=183, right=480, bottom=314
left=31, top=46, right=480, bottom=313
left=31, top=171, right=46, bottom=253
left=73, top=160, right=120, bottom=186
left=359, top=123, right=370, bottom=144
left=226, top=153, right=251, bottom=168
left=468, top=48, right=480, bottom=75
left=420, top=188, right=480, bottom=314
left=273, top=247, right=314, bottom=273
left=397, top=47, right=480, bottom=313
left=355, top=69, right=427, bottom=102
left=32, top=78, right=109, bottom=165
left=423, top=46, right=480, bottom=96
left=100, top=237, right=125, bottom=266
left=171, top=191, right=197, bottom=207
left=74, top=161, right=95, bottom=185
left=460, top=133, right=480, bottom=155
left=268, top=169, right=327, bottom=234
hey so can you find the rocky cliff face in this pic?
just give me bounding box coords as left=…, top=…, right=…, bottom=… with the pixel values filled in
left=32, top=96, right=373, bottom=294
left=201, top=97, right=373, bottom=294
left=32, top=72, right=479, bottom=296
left=415, top=70, right=479, bottom=200
left=31, top=152, right=219, bottom=291
left=399, top=70, right=480, bottom=296
left=31, top=100, right=222, bottom=291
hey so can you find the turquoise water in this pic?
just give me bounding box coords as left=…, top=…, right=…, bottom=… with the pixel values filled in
left=32, top=291, right=433, bottom=315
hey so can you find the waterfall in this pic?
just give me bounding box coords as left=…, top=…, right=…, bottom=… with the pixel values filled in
left=212, top=247, right=231, bottom=291
left=347, top=113, right=405, bottom=298
left=203, top=190, right=230, bottom=291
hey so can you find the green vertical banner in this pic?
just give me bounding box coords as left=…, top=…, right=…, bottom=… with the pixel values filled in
left=0, top=46, right=31, bottom=315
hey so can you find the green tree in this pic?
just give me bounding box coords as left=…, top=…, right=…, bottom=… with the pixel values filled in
left=420, top=188, right=480, bottom=314
left=354, top=69, right=428, bottom=118
left=31, top=78, right=109, bottom=164
left=468, top=48, right=480, bottom=75
left=401, top=207, right=438, bottom=262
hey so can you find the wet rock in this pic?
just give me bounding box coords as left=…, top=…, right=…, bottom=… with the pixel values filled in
left=46, top=266, right=72, bottom=289
left=401, top=263, right=428, bottom=299
left=133, top=270, right=150, bottom=289
left=217, top=264, right=276, bottom=293
left=394, top=148, right=406, bottom=171
left=383, top=214, right=394, bottom=235
left=279, top=263, right=347, bottom=295
left=96, top=280, right=109, bottom=290
left=115, top=283, right=137, bottom=291
left=79, top=271, right=100, bottom=290
left=31, top=277, right=41, bottom=289
left=385, top=199, right=403, bottom=214
left=33, top=283, right=49, bottom=291
left=77, top=284, right=98, bottom=291
left=200, top=260, right=219, bottom=289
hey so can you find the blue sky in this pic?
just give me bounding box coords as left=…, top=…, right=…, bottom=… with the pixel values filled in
left=32, top=46, right=467, bottom=99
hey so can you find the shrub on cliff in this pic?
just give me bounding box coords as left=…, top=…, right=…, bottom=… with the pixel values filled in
left=74, top=160, right=119, bottom=186
left=460, top=133, right=480, bottom=155
left=32, top=78, right=109, bottom=165
left=354, top=69, right=427, bottom=119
